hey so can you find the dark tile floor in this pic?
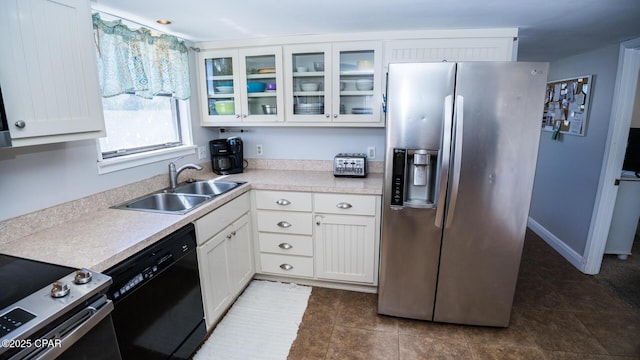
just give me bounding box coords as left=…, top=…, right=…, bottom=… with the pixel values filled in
left=288, top=230, right=640, bottom=360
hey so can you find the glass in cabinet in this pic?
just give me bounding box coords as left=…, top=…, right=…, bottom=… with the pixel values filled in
left=284, top=44, right=331, bottom=122
left=284, top=42, right=381, bottom=124
left=240, top=47, right=283, bottom=123
left=199, top=47, right=283, bottom=124
left=331, top=42, right=382, bottom=124
left=201, top=50, right=241, bottom=123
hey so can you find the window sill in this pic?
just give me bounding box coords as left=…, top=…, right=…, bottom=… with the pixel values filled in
left=97, top=145, right=197, bottom=174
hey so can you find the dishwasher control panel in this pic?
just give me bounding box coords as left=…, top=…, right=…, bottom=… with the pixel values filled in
left=105, top=223, right=197, bottom=304
left=112, top=265, right=159, bottom=300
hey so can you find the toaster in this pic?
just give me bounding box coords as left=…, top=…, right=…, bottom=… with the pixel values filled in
left=333, top=153, right=367, bottom=177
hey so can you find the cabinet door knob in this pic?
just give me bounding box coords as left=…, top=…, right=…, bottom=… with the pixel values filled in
left=333, top=114, right=338, bottom=118
left=280, top=264, right=293, bottom=271
left=278, top=242, right=293, bottom=250
left=231, top=231, right=237, bottom=236
left=226, top=234, right=232, bottom=239
left=336, top=202, right=353, bottom=209
left=277, top=221, right=292, bottom=228
left=15, top=120, right=26, bottom=128
left=276, top=199, right=291, bottom=206
left=325, top=114, right=330, bottom=118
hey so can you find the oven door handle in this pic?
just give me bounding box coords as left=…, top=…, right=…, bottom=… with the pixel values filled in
left=19, top=296, right=114, bottom=360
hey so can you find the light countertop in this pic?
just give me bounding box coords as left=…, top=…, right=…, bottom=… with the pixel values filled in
left=0, top=169, right=382, bottom=272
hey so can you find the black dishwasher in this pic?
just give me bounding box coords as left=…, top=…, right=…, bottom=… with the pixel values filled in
left=105, top=224, right=206, bottom=360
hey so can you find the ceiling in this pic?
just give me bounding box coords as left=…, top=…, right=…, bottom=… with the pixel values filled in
left=91, top=0, right=640, bottom=62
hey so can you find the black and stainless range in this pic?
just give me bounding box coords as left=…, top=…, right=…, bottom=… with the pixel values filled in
left=0, top=255, right=120, bottom=360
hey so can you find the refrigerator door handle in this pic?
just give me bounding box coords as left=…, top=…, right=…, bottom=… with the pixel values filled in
left=435, top=95, right=454, bottom=228
left=445, top=95, right=464, bottom=228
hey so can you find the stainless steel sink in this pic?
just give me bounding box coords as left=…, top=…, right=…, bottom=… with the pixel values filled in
left=113, top=180, right=245, bottom=215
left=172, top=180, right=241, bottom=196
left=119, top=193, right=211, bottom=214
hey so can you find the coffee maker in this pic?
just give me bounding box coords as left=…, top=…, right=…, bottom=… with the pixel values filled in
left=210, top=137, right=244, bottom=175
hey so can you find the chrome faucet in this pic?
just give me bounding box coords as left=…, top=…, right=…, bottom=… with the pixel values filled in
left=169, top=162, right=203, bottom=191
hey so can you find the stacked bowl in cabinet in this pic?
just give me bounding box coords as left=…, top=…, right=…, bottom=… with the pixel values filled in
left=255, top=191, right=314, bottom=278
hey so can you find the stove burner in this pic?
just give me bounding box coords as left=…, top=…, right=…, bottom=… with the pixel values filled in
left=0, top=255, right=73, bottom=309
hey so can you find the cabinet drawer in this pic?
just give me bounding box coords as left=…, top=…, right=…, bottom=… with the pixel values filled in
left=195, top=193, right=250, bottom=244
left=255, top=191, right=312, bottom=212
left=313, top=193, right=377, bottom=216
left=258, top=233, right=313, bottom=256
left=257, top=211, right=312, bottom=235
left=259, top=253, right=314, bottom=278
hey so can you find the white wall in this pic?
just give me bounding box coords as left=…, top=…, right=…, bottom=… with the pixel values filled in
left=529, top=43, right=620, bottom=255
left=229, top=127, right=385, bottom=160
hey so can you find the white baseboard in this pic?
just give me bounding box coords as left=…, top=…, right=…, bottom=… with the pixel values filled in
left=527, top=217, right=586, bottom=273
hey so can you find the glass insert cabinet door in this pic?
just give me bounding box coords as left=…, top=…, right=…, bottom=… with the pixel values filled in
left=201, top=47, right=283, bottom=123
left=241, top=48, right=282, bottom=122
left=203, top=51, right=240, bottom=121
left=284, top=44, right=331, bottom=122
left=284, top=42, right=381, bottom=123
left=331, top=42, right=382, bottom=123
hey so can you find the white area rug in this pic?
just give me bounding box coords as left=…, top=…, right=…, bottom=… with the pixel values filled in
left=193, top=280, right=311, bottom=360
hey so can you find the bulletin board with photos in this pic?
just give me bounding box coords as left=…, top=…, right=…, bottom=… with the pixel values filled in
left=541, top=75, right=592, bottom=136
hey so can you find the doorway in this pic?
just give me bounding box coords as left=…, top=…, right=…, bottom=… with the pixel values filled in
left=583, top=38, right=640, bottom=274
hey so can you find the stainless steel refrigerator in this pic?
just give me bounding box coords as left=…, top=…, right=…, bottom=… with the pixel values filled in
left=377, top=62, right=549, bottom=327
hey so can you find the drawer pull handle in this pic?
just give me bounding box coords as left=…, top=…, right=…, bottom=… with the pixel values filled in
left=336, top=202, right=353, bottom=209
left=276, top=199, right=291, bottom=206
left=277, top=221, right=292, bottom=228
left=279, top=243, right=293, bottom=250
left=280, top=264, right=294, bottom=271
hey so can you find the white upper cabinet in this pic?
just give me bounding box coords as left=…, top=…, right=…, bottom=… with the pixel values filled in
left=284, top=43, right=332, bottom=123
left=196, top=29, right=517, bottom=128
left=331, top=42, right=382, bottom=125
left=198, top=47, right=284, bottom=126
left=240, top=47, right=284, bottom=123
left=284, top=41, right=383, bottom=126
left=0, top=0, right=105, bottom=147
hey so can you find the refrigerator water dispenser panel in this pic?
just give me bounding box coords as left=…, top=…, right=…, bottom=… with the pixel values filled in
left=391, top=148, right=438, bottom=208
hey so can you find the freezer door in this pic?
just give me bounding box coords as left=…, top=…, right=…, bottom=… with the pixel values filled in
left=378, top=62, right=455, bottom=320
left=377, top=206, right=443, bottom=320
left=433, top=62, right=549, bottom=326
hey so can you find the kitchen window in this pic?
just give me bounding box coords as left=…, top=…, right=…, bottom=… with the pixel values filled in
left=93, top=13, right=195, bottom=174
left=100, top=93, right=182, bottom=159
left=96, top=93, right=195, bottom=174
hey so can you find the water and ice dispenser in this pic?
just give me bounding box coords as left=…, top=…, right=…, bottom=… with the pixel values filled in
left=391, top=148, right=439, bottom=208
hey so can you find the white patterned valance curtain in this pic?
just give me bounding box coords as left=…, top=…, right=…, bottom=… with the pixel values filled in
left=92, top=13, right=191, bottom=100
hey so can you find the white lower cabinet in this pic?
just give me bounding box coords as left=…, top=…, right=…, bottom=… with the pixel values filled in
left=195, top=193, right=254, bottom=330
left=197, top=225, right=232, bottom=328
left=313, top=193, right=380, bottom=284
left=253, top=190, right=380, bottom=286
left=255, top=190, right=314, bottom=279
left=314, top=214, right=376, bottom=283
